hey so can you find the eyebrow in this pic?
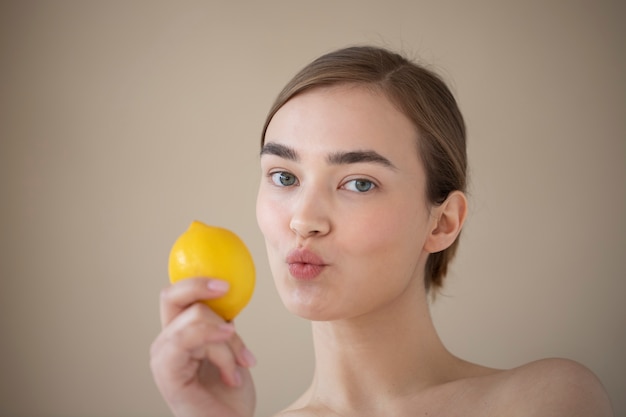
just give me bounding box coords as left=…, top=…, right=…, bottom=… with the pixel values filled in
left=260, top=142, right=299, bottom=161
left=261, top=142, right=396, bottom=169
left=327, top=150, right=396, bottom=169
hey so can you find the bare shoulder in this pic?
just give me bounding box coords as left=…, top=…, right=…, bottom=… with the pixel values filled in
left=494, top=358, right=614, bottom=417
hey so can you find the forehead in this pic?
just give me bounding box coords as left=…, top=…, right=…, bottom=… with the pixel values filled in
left=265, top=85, right=420, bottom=164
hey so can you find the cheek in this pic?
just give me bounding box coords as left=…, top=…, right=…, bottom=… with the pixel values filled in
left=342, top=201, right=429, bottom=268
left=256, top=191, right=285, bottom=279
left=256, top=189, right=297, bottom=308
left=256, top=189, right=286, bottom=246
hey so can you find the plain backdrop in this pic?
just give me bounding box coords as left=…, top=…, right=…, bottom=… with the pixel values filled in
left=1, top=1, right=624, bottom=416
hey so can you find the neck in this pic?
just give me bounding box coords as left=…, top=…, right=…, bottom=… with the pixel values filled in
left=301, top=280, right=464, bottom=413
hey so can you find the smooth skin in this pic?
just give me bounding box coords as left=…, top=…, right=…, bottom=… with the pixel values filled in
left=150, top=278, right=256, bottom=417
left=150, top=85, right=613, bottom=416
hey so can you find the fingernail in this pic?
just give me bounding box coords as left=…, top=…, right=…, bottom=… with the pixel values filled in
left=242, top=348, right=256, bottom=367
left=207, top=280, right=229, bottom=292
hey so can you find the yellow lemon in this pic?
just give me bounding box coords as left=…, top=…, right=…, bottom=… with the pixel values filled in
left=168, top=221, right=255, bottom=321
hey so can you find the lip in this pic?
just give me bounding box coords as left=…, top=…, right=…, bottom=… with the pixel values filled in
left=286, top=248, right=327, bottom=280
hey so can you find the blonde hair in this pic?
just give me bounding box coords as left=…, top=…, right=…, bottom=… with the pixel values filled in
left=261, top=46, right=467, bottom=292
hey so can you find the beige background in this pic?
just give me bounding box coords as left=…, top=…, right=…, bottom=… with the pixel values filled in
left=1, top=1, right=624, bottom=416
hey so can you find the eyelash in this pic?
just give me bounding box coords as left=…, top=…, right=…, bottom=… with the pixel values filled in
left=343, top=178, right=376, bottom=193
left=269, top=171, right=298, bottom=187
left=268, top=171, right=377, bottom=193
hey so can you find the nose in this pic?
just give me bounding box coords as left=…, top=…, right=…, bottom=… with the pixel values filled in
left=289, top=188, right=331, bottom=239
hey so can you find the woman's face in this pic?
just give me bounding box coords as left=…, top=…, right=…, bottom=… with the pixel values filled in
left=256, top=85, right=437, bottom=321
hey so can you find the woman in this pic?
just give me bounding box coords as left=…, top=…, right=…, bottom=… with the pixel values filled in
left=150, top=46, right=613, bottom=416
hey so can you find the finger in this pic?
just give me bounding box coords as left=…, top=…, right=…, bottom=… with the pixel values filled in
left=151, top=332, right=234, bottom=392
left=160, top=278, right=230, bottom=327
left=163, top=303, right=235, bottom=346
left=155, top=303, right=234, bottom=362
left=202, top=341, right=243, bottom=387
left=227, top=330, right=257, bottom=368
left=151, top=305, right=236, bottom=385
left=163, top=306, right=249, bottom=388
left=159, top=309, right=241, bottom=388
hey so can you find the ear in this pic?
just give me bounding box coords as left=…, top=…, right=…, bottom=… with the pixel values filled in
left=424, top=191, right=468, bottom=254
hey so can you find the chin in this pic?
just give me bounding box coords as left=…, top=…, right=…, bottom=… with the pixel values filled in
left=287, top=306, right=340, bottom=322
left=279, top=287, right=340, bottom=322
left=272, top=265, right=351, bottom=321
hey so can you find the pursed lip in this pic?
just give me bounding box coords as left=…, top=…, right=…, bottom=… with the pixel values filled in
left=286, top=248, right=327, bottom=280
left=286, top=248, right=326, bottom=265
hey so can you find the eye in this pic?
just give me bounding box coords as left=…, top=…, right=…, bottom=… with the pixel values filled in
left=343, top=179, right=376, bottom=193
left=270, top=171, right=298, bottom=187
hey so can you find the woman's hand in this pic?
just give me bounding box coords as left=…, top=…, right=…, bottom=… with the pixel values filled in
left=150, top=278, right=256, bottom=417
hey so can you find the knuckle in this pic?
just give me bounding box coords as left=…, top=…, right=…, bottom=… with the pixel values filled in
left=159, top=285, right=173, bottom=303
left=187, top=302, right=209, bottom=319
left=149, top=337, right=166, bottom=370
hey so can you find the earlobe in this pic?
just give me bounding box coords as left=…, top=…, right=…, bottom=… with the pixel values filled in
left=424, top=191, right=467, bottom=253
